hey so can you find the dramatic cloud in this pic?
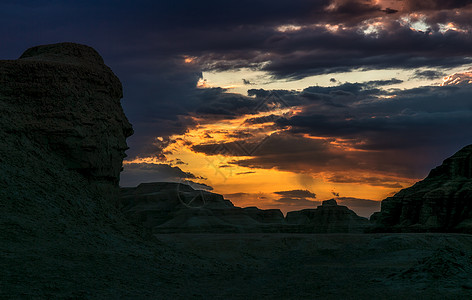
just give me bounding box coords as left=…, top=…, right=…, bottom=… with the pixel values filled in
left=2, top=0, right=472, bottom=212
left=401, top=0, right=472, bottom=11
left=273, top=189, right=318, bottom=207
left=191, top=82, right=472, bottom=179
left=327, top=174, right=403, bottom=188
left=235, top=171, right=256, bottom=175
left=274, top=197, right=320, bottom=206
left=412, top=69, right=447, bottom=80
left=3, top=0, right=471, bottom=153
left=279, top=86, right=472, bottom=152
left=274, top=189, right=317, bottom=198
left=120, top=163, right=203, bottom=187
left=441, top=71, right=472, bottom=86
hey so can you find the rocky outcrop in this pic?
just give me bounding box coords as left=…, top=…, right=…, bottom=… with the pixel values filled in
left=0, top=42, right=133, bottom=203
left=0, top=44, right=155, bottom=297
left=243, top=207, right=286, bottom=223
left=286, top=199, right=371, bottom=233
left=121, top=186, right=370, bottom=233
left=371, top=145, right=472, bottom=232
left=120, top=182, right=289, bottom=233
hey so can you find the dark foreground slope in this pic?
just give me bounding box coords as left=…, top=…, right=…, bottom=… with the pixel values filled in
left=372, top=145, right=472, bottom=232
left=2, top=43, right=472, bottom=299
left=0, top=43, right=201, bottom=298
left=154, top=233, right=472, bottom=298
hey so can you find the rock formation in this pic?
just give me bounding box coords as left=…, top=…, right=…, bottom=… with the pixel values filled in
left=0, top=42, right=133, bottom=203
left=120, top=182, right=289, bottom=233
left=121, top=185, right=370, bottom=233
left=371, top=144, right=472, bottom=232
left=286, top=199, right=371, bottom=233
left=0, top=43, right=162, bottom=298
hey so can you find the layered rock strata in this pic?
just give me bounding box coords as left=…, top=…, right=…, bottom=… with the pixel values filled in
left=121, top=182, right=288, bottom=233
left=121, top=185, right=370, bottom=233
left=371, top=145, right=472, bottom=232
left=286, top=199, right=371, bottom=233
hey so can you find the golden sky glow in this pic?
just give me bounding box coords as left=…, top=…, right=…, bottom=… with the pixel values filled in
left=125, top=94, right=418, bottom=215
left=125, top=50, right=472, bottom=216
left=199, top=66, right=471, bottom=96
left=124, top=49, right=472, bottom=216
left=115, top=0, right=472, bottom=218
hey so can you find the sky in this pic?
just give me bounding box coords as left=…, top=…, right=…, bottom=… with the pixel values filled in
left=2, top=0, right=472, bottom=217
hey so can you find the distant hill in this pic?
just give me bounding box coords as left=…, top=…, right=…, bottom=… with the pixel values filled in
left=120, top=182, right=370, bottom=233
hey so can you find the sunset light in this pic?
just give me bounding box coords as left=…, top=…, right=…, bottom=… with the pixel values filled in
left=4, top=0, right=472, bottom=297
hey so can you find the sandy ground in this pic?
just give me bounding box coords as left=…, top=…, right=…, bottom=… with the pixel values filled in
left=153, top=233, right=472, bottom=299
left=3, top=232, right=472, bottom=299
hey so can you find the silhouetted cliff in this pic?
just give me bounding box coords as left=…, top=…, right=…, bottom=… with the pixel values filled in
left=371, top=145, right=472, bottom=232
left=0, top=43, right=170, bottom=298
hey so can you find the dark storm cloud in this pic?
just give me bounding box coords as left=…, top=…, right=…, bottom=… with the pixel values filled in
left=257, top=28, right=472, bottom=79
left=280, top=85, right=472, bottom=175
left=247, top=80, right=400, bottom=109
left=112, top=58, right=203, bottom=158
left=236, top=171, right=256, bottom=175
left=412, top=70, right=447, bottom=80
left=192, top=131, right=339, bottom=160
left=124, top=80, right=276, bottom=158
left=402, top=0, right=472, bottom=11
left=192, top=83, right=472, bottom=179
left=363, top=78, right=404, bottom=87
left=244, top=114, right=283, bottom=125
left=225, top=131, right=256, bottom=140
left=273, top=190, right=319, bottom=208
left=194, top=88, right=263, bottom=117
left=274, top=197, right=320, bottom=206
left=1, top=0, right=472, bottom=166
left=120, top=163, right=202, bottom=187
left=173, top=159, right=187, bottom=165
left=327, top=174, right=403, bottom=188
left=274, top=190, right=317, bottom=198
left=278, top=86, right=472, bottom=152
left=3, top=0, right=470, bottom=79
left=219, top=164, right=233, bottom=168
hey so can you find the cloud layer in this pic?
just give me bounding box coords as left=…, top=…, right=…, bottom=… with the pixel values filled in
left=1, top=0, right=471, bottom=197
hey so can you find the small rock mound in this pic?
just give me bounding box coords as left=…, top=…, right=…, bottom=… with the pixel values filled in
left=286, top=199, right=371, bottom=233
left=19, top=42, right=105, bottom=65
left=392, top=246, right=472, bottom=288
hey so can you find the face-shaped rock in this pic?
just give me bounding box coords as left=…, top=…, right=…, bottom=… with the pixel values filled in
left=0, top=43, right=133, bottom=192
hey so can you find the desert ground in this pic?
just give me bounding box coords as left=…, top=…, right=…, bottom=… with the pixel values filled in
left=150, top=233, right=472, bottom=299
left=4, top=229, right=472, bottom=298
